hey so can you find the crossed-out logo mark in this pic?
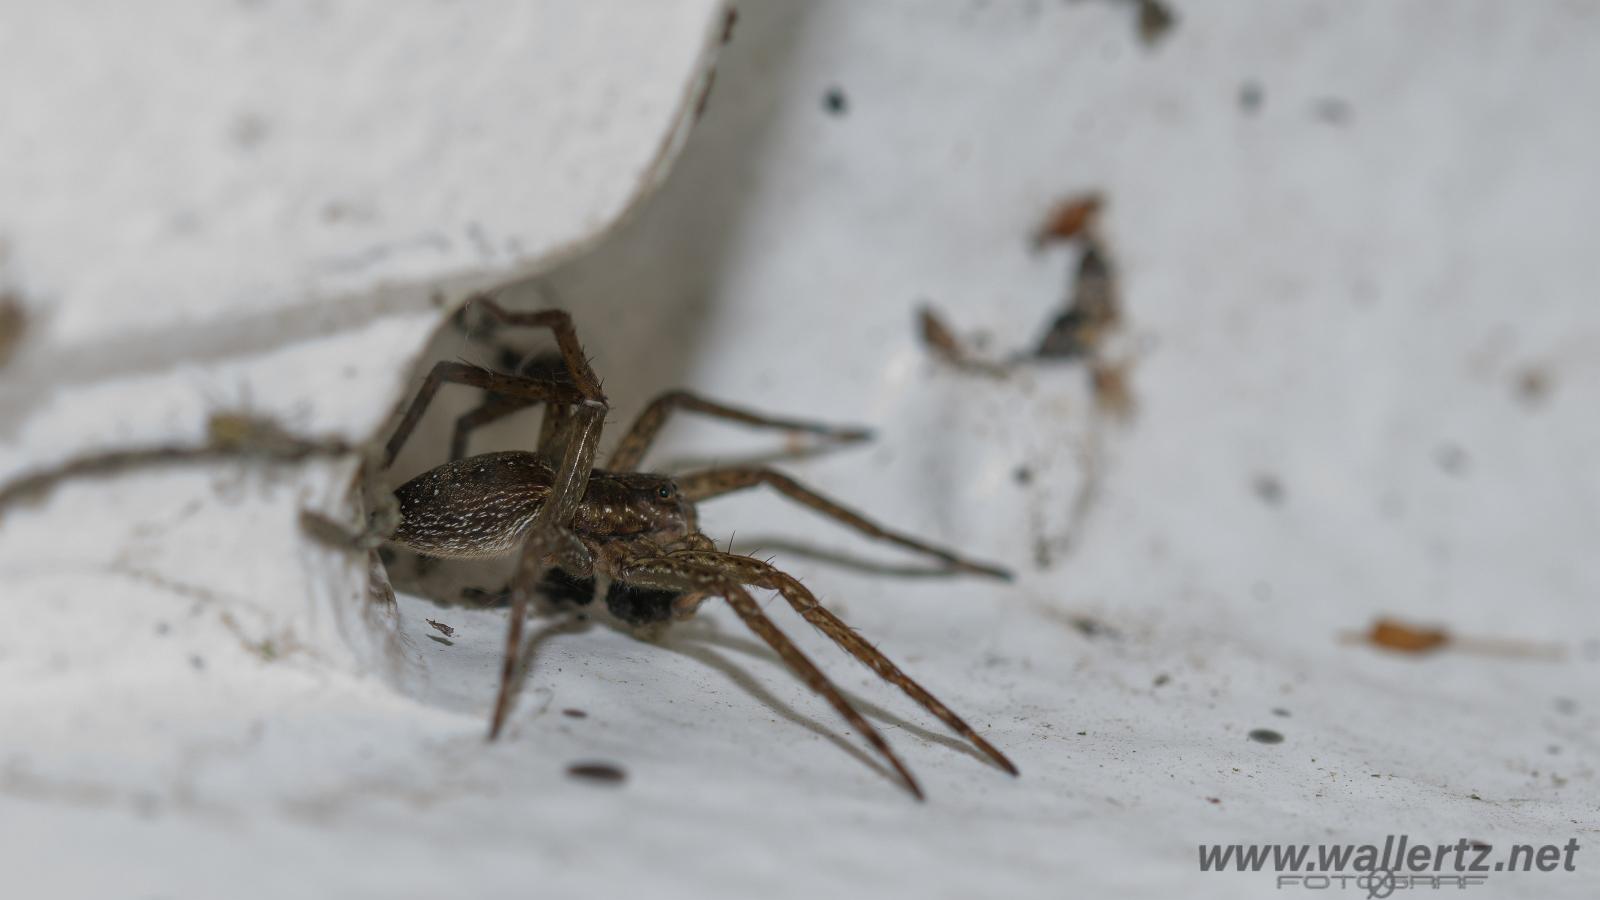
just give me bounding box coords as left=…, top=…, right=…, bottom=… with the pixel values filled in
left=1198, top=835, right=1581, bottom=894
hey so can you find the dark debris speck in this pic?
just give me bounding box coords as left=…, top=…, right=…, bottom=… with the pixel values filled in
left=1313, top=97, right=1352, bottom=125
left=1239, top=81, right=1264, bottom=114
left=1434, top=443, right=1470, bottom=477
left=1253, top=474, right=1285, bottom=506
left=1514, top=366, right=1552, bottom=407
left=1136, top=0, right=1176, bottom=47
left=567, top=761, right=627, bottom=785
left=1248, top=728, right=1284, bottom=745
left=823, top=87, right=848, bottom=116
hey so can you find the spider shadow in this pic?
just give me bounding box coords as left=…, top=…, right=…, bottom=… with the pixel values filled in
left=652, top=614, right=1001, bottom=775
left=495, top=605, right=902, bottom=781
left=727, top=536, right=978, bottom=580
left=433, top=0, right=828, bottom=470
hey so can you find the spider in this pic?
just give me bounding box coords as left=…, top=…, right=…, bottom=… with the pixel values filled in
left=381, top=297, right=1018, bottom=798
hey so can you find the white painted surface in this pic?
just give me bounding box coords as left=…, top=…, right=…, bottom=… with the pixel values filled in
left=2, top=2, right=1596, bottom=898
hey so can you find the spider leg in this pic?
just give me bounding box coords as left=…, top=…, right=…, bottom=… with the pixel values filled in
left=666, top=550, right=1017, bottom=776
left=387, top=299, right=605, bottom=468
left=721, top=582, right=924, bottom=799
left=432, top=300, right=608, bottom=738
left=449, top=398, right=528, bottom=462
left=487, top=399, right=606, bottom=739
left=674, top=467, right=1012, bottom=580
left=607, top=390, right=871, bottom=472
left=468, top=297, right=606, bottom=400
left=384, top=362, right=586, bottom=468
left=621, top=557, right=924, bottom=799
left=445, top=345, right=584, bottom=462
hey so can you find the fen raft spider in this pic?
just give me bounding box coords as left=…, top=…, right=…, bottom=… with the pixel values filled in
left=383, top=297, right=1018, bottom=798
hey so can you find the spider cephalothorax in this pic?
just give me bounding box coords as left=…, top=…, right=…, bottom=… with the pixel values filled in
left=382, top=296, right=1017, bottom=799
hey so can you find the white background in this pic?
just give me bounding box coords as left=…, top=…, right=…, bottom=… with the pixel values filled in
left=2, top=2, right=1596, bottom=898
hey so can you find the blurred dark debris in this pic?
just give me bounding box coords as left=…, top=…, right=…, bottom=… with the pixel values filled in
left=1152, top=672, right=1171, bottom=687
left=1433, top=443, right=1470, bottom=477
left=1513, top=365, right=1553, bottom=407
left=0, top=411, right=355, bottom=517
left=1036, top=231, right=1121, bottom=360
left=918, top=191, right=1135, bottom=570
left=719, top=6, right=738, bottom=44
left=918, top=306, right=1009, bottom=378
left=229, top=111, right=270, bottom=150
left=1089, top=357, right=1136, bottom=421
left=1135, top=0, right=1177, bottom=47
left=1238, top=81, right=1264, bottom=114
left=1313, top=97, right=1352, bottom=126
left=693, top=67, right=719, bottom=122
left=561, top=708, right=589, bottom=719
left=425, top=618, right=455, bottom=638
left=1247, top=728, right=1284, bottom=745
left=823, top=86, right=848, bottom=116
left=299, top=509, right=362, bottom=549
left=0, top=291, right=25, bottom=369
left=1252, top=473, right=1285, bottom=506
left=1058, top=611, right=1122, bottom=641
left=1345, top=616, right=1565, bottom=661
left=566, top=761, right=627, bottom=785
left=920, top=190, right=1135, bottom=418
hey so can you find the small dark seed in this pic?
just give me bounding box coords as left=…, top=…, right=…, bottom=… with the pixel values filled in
left=566, top=761, right=626, bottom=784
left=823, top=87, right=848, bottom=116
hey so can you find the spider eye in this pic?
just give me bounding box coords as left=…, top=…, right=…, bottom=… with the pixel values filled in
left=656, top=484, right=675, bottom=500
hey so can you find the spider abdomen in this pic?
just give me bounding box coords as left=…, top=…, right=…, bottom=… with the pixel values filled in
left=391, top=451, right=553, bottom=558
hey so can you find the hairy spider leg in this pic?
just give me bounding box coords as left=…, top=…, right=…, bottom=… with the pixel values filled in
left=653, top=549, right=1017, bottom=776
left=620, top=555, right=925, bottom=800
left=489, top=405, right=608, bottom=739
left=385, top=362, right=586, bottom=468
left=385, top=298, right=605, bottom=468
left=607, top=390, right=872, bottom=472
left=378, top=297, right=611, bottom=739
left=449, top=353, right=579, bottom=461
left=674, top=467, right=1012, bottom=580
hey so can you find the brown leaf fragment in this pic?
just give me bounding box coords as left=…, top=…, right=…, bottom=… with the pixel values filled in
left=918, top=305, right=1010, bottom=378
left=1090, top=358, right=1136, bottom=421
left=1033, top=193, right=1103, bottom=247
left=1365, top=618, right=1451, bottom=654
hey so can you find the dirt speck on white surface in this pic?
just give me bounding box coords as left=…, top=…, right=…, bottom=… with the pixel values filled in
left=3, top=2, right=1600, bottom=899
